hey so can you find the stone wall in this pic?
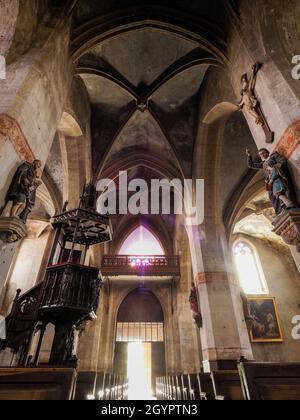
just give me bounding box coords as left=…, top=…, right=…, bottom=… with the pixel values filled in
left=234, top=235, right=300, bottom=363
left=0, top=0, right=19, bottom=57
left=0, top=228, right=51, bottom=314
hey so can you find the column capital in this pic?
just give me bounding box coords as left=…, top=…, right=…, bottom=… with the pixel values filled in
left=195, top=271, right=238, bottom=287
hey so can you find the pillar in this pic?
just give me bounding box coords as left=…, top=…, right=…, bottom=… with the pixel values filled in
left=186, top=224, right=253, bottom=372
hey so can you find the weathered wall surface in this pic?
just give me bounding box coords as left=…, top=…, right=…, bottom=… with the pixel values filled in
left=233, top=235, right=300, bottom=363
left=0, top=7, right=75, bottom=298
left=0, top=0, right=19, bottom=57
left=0, top=228, right=51, bottom=314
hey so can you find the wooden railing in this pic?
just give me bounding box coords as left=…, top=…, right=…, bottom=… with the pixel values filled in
left=2, top=263, right=102, bottom=356
left=41, top=263, right=101, bottom=314
left=101, top=255, right=180, bottom=277
left=4, top=284, right=43, bottom=351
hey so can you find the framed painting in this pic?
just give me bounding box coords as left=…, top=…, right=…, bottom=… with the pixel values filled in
left=246, top=297, right=283, bottom=343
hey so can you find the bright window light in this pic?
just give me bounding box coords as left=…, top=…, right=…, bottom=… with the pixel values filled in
left=127, top=342, right=154, bottom=400
left=234, top=241, right=268, bottom=295
left=119, top=226, right=164, bottom=256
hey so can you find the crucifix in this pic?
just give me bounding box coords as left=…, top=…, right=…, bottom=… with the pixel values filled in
left=238, top=62, right=274, bottom=144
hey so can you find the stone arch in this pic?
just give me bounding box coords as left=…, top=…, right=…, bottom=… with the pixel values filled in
left=107, top=284, right=171, bottom=373
left=115, top=224, right=166, bottom=257
left=58, top=111, right=87, bottom=208
left=117, top=288, right=164, bottom=323
left=97, top=109, right=184, bottom=182
left=71, top=7, right=227, bottom=64
left=57, top=111, right=83, bottom=138
left=202, top=102, right=238, bottom=125
left=109, top=213, right=173, bottom=257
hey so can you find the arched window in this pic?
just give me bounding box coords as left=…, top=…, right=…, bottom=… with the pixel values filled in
left=233, top=241, right=268, bottom=295
left=119, top=226, right=165, bottom=256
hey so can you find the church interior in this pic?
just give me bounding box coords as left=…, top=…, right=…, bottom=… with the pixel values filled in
left=0, top=0, right=300, bottom=401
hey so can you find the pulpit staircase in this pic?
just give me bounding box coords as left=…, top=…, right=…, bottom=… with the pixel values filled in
left=0, top=184, right=113, bottom=367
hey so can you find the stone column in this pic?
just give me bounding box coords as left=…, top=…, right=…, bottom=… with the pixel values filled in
left=187, top=225, right=253, bottom=372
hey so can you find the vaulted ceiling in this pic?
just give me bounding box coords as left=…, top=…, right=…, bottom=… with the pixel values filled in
left=71, top=1, right=229, bottom=181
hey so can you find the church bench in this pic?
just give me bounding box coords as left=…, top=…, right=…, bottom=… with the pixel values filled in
left=198, top=373, right=215, bottom=400
left=103, top=373, right=113, bottom=400
left=159, top=376, right=167, bottom=400
left=156, top=377, right=165, bottom=399
left=161, top=376, right=169, bottom=400
left=163, top=376, right=168, bottom=399
left=169, top=375, right=180, bottom=399
left=211, top=370, right=244, bottom=401
left=0, top=367, right=77, bottom=400
left=180, top=374, right=190, bottom=400
left=75, top=371, right=97, bottom=400
left=176, top=375, right=184, bottom=399
left=239, top=362, right=300, bottom=400
left=188, top=374, right=201, bottom=400
left=170, top=375, right=177, bottom=400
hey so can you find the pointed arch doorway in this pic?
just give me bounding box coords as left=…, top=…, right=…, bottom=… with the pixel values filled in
left=114, top=288, right=166, bottom=400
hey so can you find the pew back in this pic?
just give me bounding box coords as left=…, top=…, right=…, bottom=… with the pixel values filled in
left=0, top=368, right=76, bottom=400
left=211, top=370, right=244, bottom=401
left=198, top=373, right=215, bottom=400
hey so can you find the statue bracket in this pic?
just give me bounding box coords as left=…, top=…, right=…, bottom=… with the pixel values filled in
left=273, top=210, right=300, bottom=252
left=0, top=217, right=27, bottom=245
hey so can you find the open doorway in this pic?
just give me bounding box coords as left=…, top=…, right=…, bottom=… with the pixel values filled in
left=127, top=342, right=152, bottom=400
left=114, top=288, right=166, bottom=400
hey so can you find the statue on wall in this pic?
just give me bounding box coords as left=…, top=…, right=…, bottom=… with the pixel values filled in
left=238, top=63, right=274, bottom=143
left=246, top=148, right=299, bottom=223
left=189, top=283, right=203, bottom=329
left=80, top=183, right=97, bottom=210
left=1, top=160, right=42, bottom=223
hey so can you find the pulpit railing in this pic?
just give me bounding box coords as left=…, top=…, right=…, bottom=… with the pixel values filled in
left=4, top=283, right=42, bottom=351
left=0, top=183, right=111, bottom=368
left=40, top=262, right=101, bottom=315
left=102, top=255, right=180, bottom=277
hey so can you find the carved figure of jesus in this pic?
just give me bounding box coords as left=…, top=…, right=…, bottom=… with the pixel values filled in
left=238, top=62, right=264, bottom=126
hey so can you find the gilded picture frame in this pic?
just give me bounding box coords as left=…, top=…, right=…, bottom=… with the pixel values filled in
left=246, top=297, right=283, bottom=343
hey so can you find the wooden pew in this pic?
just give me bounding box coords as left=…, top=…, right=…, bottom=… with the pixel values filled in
left=239, top=362, right=300, bottom=401
left=188, top=374, right=201, bottom=400
left=104, top=373, right=113, bottom=400
left=156, top=376, right=165, bottom=400
left=180, top=374, right=189, bottom=400
left=96, top=372, right=105, bottom=400
left=0, top=368, right=77, bottom=400
left=198, top=373, right=215, bottom=400
left=170, top=376, right=176, bottom=400
left=75, top=371, right=97, bottom=400
left=176, top=375, right=184, bottom=400
left=211, top=370, right=244, bottom=401
left=166, top=376, right=172, bottom=401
